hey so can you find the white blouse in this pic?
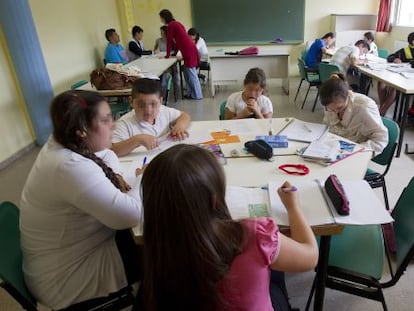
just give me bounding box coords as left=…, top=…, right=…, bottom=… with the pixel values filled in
left=20, top=137, right=142, bottom=309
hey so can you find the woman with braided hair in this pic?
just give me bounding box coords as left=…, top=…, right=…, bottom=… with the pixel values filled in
left=19, top=90, right=142, bottom=310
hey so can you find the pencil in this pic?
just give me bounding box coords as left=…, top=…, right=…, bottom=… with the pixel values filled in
left=281, top=186, right=297, bottom=192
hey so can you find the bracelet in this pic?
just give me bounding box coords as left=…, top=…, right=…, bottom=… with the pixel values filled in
left=278, top=164, right=310, bottom=176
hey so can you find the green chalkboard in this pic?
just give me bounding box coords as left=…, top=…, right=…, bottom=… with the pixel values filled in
left=191, top=0, right=304, bottom=44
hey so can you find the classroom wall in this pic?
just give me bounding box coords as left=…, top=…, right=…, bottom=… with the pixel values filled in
left=28, top=0, right=122, bottom=95
left=377, top=26, right=414, bottom=53
left=132, top=0, right=380, bottom=75
left=133, top=0, right=192, bottom=51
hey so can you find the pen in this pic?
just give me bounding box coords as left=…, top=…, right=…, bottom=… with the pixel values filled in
left=303, top=124, right=312, bottom=133
left=268, top=118, right=273, bottom=136
left=142, top=156, right=147, bottom=167
left=281, top=186, right=297, bottom=192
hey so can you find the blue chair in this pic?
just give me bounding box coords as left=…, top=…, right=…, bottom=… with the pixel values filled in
left=318, top=63, right=340, bottom=83
left=306, top=177, right=414, bottom=311
left=219, top=100, right=226, bottom=120
left=163, top=74, right=173, bottom=106
left=378, top=49, right=389, bottom=59
left=295, top=58, right=321, bottom=112
left=0, top=201, right=135, bottom=311
left=365, top=117, right=400, bottom=211
left=70, top=80, right=88, bottom=90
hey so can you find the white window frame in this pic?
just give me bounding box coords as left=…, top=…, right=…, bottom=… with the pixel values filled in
left=392, top=0, right=414, bottom=27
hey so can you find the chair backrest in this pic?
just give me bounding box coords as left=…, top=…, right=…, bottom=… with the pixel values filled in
left=371, top=118, right=399, bottom=170
left=70, top=80, right=88, bottom=90
left=318, top=63, right=340, bottom=83
left=389, top=177, right=414, bottom=284
left=0, top=202, right=37, bottom=310
left=219, top=100, right=226, bottom=120
left=378, top=49, right=389, bottom=59
left=297, top=58, right=307, bottom=80
left=301, top=49, right=308, bottom=61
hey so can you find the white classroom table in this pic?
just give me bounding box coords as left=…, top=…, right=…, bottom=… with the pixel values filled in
left=78, top=56, right=178, bottom=97
left=357, top=60, right=414, bottom=156
left=208, top=51, right=290, bottom=96
left=125, top=118, right=372, bottom=311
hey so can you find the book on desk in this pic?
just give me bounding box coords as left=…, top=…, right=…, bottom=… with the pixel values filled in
left=226, top=180, right=393, bottom=226
left=277, top=119, right=328, bottom=143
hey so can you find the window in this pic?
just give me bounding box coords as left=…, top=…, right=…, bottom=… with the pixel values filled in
left=393, top=0, right=414, bottom=26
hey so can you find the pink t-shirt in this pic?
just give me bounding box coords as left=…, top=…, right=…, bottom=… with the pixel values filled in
left=218, top=217, right=280, bottom=311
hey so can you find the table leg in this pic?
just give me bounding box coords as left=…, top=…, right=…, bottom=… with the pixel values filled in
left=396, top=94, right=411, bottom=157
left=313, top=235, right=331, bottom=311
left=179, top=63, right=184, bottom=99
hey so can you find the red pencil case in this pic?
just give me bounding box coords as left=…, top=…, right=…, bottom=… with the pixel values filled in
left=324, top=174, right=350, bottom=215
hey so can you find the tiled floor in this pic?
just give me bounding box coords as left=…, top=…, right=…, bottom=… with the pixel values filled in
left=1, top=78, right=413, bottom=310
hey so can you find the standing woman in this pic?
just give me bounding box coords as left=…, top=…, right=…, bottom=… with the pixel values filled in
left=19, top=90, right=142, bottom=310
left=159, top=9, right=203, bottom=100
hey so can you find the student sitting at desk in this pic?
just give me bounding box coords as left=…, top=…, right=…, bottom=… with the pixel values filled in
left=140, top=144, right=318, bottom=311
left=127, top=25, right=153, bottom=61
left=377, top=32, right=414, bottom=116
left=319, top=73, right=388, bottom=153
left=19, top=90, right=142, bottom=310
left=330, top=39, right=370, bottom=91
left=364, top=31, right=378, bottom=56
left=305, top=32, right=336, bottom=69
left=104, top=28, right=128, bottom=64
left=111, top=78, right=191, bottom=156
left=154, top=25, right=168, bottom=53
left=225, top=67, right=273, bottom=119
left=188, top=27, right=209, bottom=83
left=159, top=9, right=203, bottom=100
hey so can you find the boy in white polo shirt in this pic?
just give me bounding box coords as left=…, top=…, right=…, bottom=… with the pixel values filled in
left=111, top=78, right=191, bottom=156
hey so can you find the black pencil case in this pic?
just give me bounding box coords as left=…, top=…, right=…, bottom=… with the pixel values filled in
left=324, top=174, right=350, bottom=215
left=244, top=139, right=273, bottom=161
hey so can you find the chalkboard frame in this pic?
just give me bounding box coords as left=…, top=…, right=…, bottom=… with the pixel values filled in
left=191, top=0, right=305, bottom=45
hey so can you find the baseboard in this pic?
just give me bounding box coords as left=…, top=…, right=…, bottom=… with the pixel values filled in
left=0, top=143, right=36, bottom=170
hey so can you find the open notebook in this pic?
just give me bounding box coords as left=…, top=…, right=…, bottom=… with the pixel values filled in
left=277, top=119, right=328, bottom=143
left=225, top=180, right=393, bottom=226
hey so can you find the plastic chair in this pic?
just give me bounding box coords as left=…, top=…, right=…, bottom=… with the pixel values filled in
left=70, top=80, right=88, bottom=90
left=0, top=201, right=135, bottom=311
left=163, top=74, right=173, bottom=106
left=364, top=117, right=400, bottom=210
left=198, top=61, right=210, bottom=81
left=305, top=177, right=414, bottom=311
left=219, top=100, right=226, bottom=120
left=294, top=58, right=321, bottom=112
left=0, top=201, right=38, bottom=311
left=378, top=49, right=389, bottom=59
left=318, top=63, right=340, bottom=83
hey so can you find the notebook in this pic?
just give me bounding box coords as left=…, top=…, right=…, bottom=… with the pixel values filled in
left=225, top=180, right=393, bottom=226
left=277, top=119, right=328, bottom=143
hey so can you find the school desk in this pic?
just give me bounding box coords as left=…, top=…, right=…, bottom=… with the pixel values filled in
left=77, top=55, right=179, bottom=97
left=357, top=61, right=414, bottom=157
left=208, top=51, right=290, bottom=96
left=125, top=118, right=374, bottom=311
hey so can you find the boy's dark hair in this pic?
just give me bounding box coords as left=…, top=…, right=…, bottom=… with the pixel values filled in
left=131, top=78, right=162, bottom=98
left=408, top=32, right=414, bottom=44
left=364, top=31, right=375, bottom=41
left=159, top=9, right=174, bottom=23
left=132, top=25, right=144, bottom=37
left=355, top=39, right=370, bottom=51
left=322, top=32, right=335, bottom=39
left=105, top=28, right=116, bottom=41
left=160, top=25, right=168, bottom=34
left=244, top=67, right=267, bottom=88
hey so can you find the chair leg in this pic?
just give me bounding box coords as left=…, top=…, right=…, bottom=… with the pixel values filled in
left=312, top=90, right=320, bottom=112
left=382, top=184, right=390, bottom=211
left=305, top=275, right=317, bottom=311
left=294, top=79, right=304, bottom=102
left=301, top=85, right=311, bottom=109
